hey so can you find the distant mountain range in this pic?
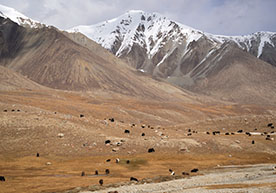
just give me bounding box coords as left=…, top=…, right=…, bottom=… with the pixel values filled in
left=0, top=4, right=196, bottom=102
left=1, top=4, right=276, bottom=104
left=68, top=10, right=276, bottom=71
left=67, top=10, right=276, bottom=104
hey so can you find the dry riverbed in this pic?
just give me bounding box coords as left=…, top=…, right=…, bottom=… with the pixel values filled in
left=79, top=164, right=276, bottom=193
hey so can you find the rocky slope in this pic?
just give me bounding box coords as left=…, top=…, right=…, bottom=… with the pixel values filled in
left=1, top=5, right=276, bottom=104
left=68, top=10, right=276, bottom=69
left=0, top=65, right=46, bottom=91
left=68, top=10, right=276, bottom=104
left=0, top=15, right=201, bottom=103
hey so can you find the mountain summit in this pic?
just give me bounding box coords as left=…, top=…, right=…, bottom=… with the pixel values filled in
left=0, top=4, right=45, bottom=28
left=68, top=10, right=204, bottom=59
left=1, top=4, right=276, bottom=104
left=68, top=10, right=276, bottom=104
left=68, top=10, right=276, bottom=69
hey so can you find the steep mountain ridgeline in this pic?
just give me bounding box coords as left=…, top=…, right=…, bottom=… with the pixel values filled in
left=68, top=10, right=276, bottom=104
left=69, top=10, right=276, bottom=70
left=1, top=4, right=276, bottom=105
left=0, top=16, right=200, bottom=102
left=216, top=32, right=276, bottom=66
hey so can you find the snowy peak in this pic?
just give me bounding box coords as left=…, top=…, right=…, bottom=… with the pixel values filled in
left=68, top=10, right=276, bottom=66
left=215, top=31, right=276, bottom=58
left=68, top=10, right=203, bottom=58
left=0, top=4, right=45, bottom=28
left=68, top=10, right=276, bottom=84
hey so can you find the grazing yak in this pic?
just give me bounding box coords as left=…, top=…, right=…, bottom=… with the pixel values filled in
left=0, top=176, right=5, bottom=181
left=105, top=169, right=110, bottom=175
left=81, top=171, right=85, bottom=176
left=266, top=137, right=274, bottom=141
left=105, top=140, right=111, bottom=144
left=115, top=158, right=120, bottom=163
left=267, top=123, right=273, bottom=127
left=169, top=169, right=175, bottom=175
left=148, top=148, right=155, bottom=153
left=99, top=179, right=103, bottom=186
left=191, top=168, right=199, bottom=173
left=95, top=170, right=99, bottom=175
left=130, top=177, right=139, bottom=182
left=124, top=130, right=130, bottom=134
left=212, top=131, right=220, bottom=135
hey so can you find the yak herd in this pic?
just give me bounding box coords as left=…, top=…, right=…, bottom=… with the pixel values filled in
left=1, top=111, right=275, bottom=190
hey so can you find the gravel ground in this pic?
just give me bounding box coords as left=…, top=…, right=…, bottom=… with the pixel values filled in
left=81, top=164, right=276, bottom=193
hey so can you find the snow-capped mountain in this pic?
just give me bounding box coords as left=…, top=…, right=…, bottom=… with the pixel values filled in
left=68, top=10, right=204, bottom=58
left=216, top=32, right=276, bottom=64
left=0, top=4, right=45, bottom=28
left=68, top=10, right=276, bottom=83
left=1, top=4, right=276, bottom=104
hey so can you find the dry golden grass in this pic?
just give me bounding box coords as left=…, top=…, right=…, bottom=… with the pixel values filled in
left=1, top=153, right=276, bottom=193
left=0, top=89, right=276, bottom=193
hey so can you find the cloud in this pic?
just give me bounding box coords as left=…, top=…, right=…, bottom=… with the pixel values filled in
left=0, top=0, right=275, bottom=35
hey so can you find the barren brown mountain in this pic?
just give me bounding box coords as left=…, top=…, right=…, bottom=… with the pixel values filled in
left=0, top=65, right=45, bottom=90
left=178, top=43, right=276, bottom=105
left=0, top=17, right=191, bottom=101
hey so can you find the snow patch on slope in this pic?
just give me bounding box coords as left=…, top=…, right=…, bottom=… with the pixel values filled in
left=67, top=9, right=275, bottom=62
left=257, top=33, right=274, bottom=57
left=213, top=32, right=275, bottom=58
left=68, top=10, right=204, bottom=59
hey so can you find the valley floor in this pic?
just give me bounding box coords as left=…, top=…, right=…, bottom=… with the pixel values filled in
left=0, top=89, right=275, bottom=193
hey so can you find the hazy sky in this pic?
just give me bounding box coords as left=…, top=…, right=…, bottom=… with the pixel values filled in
left=1, top=0, right=276, bottom=35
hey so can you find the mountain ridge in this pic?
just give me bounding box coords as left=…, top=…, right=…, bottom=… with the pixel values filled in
left=0, top=15, right=203, bottom=103
left=67, top=10, right=276, bottom=104
left=1, top=5, right=276, bottom=104
left=68, top=10, right=276, bottom=66
left=0, top=4, right=45, bottom=28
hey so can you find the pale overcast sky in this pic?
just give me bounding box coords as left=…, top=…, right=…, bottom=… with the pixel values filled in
left=0, top=0, right=275, bottom=35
